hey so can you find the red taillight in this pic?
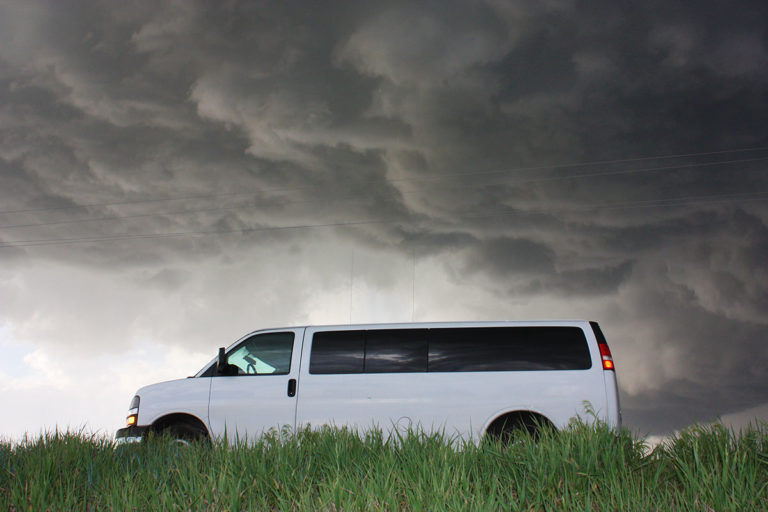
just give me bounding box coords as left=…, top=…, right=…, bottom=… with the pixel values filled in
left=598, top=343, right=614, bottom=371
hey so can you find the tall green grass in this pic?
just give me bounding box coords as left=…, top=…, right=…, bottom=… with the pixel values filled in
left=1, top=420, right=766, bottom=511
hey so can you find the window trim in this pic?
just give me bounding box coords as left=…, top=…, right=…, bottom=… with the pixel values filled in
left=308, top=327, right=592, bottom=375
left=212, top=331, right=296, bottom=377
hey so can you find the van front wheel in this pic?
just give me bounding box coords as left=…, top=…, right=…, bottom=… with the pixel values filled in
left=154, top=423, right=209, bottom=446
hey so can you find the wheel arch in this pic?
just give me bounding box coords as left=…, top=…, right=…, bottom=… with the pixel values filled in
left=150, top=413, right=211, bottom=439
left=483, top=410, right=556, bottom=440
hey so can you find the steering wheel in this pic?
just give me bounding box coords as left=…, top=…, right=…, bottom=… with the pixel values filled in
left=244, top=355, right=257, bottom=374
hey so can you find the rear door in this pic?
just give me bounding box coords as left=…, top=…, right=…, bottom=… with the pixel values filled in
left=208, top=328, right=304, bottom=442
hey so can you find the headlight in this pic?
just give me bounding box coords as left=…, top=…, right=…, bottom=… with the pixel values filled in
left=126, top=395, right=140, bottom=427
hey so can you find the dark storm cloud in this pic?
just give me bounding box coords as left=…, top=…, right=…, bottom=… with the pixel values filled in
left=535, top=260, right=636, bottom=296
left=467, top=237, right=555, bottom=275
left=624, top=379, right=768, bottom=435
left=1, top=0, right=768, bottom=433
left=461, top=234, right=636, bottom=297
left=618, top=268, right=768, bottom=433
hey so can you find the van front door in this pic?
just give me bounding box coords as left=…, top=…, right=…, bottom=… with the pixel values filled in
left=208, top=329, right=304, bottom=443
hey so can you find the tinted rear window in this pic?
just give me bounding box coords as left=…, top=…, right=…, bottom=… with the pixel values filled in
left=428, top=327, right=591, bottom=371
left=364, top=329, right=428, bottom=373
left=309, top=326, right=591, bottom=374
left=309, top=331, right=365, bottom=374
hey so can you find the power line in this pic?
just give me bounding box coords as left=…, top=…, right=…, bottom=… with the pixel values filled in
left=0, top=187, right=309, bottom=216
left=0, top=191, right=247, bottom=216
left=2, top=145, right=767, bottom=216
left=387, top=146, right=768, bottom=183
left=0, top=202, right=257, bottom=229
left=2, top=155, right=766, bottom=230
left=2, top=189, right=767, bottom=250
left=414, top=155, right=768, bottom=187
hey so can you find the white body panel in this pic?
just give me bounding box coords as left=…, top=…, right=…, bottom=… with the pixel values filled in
left=602, top=371, right=622, bottom=429
left=124, top=320, right=621, bottom=444
left=135, top=377, right=211, bottom=427
left=295, top=321, right=610, bottom=441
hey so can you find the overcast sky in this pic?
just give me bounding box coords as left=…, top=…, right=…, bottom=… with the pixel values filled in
left=1, top=0, right=767, bottom=439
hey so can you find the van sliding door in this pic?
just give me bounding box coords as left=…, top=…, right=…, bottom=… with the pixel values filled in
left=296, top=327, right=430, bottom=436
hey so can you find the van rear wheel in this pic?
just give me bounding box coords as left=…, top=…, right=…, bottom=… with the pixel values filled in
left=486, top=412, right=552, bottom=445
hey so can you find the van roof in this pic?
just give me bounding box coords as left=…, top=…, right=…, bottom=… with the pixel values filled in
left=249, top=319, right=594, bottom=332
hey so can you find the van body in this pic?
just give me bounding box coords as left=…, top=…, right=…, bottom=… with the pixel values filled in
left=115, top=320, right=621, bottom=444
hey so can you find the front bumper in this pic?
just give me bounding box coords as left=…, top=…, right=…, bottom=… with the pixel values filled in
left=115, top=425, right=149, bottom=444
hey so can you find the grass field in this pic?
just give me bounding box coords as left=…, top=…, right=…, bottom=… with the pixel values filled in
left=1, top=419, right=766, bottom=511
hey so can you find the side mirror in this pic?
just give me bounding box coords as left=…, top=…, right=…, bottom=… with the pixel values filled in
left=216, top=347, right=239, bottom=376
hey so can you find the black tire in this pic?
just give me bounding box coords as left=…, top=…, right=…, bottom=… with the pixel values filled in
left=160, top=423, right=208, bottom=446
left=488, top=415, right=549, bottom=445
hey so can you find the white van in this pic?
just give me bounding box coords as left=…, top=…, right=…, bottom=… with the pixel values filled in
left=115, top=321, right=621, bottom=444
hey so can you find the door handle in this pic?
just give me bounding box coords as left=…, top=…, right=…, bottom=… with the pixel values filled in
left=287, top=378, right=297, bottom=397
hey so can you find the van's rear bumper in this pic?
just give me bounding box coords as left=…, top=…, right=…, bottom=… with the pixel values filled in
left=115, top=425, right=148, bottom=444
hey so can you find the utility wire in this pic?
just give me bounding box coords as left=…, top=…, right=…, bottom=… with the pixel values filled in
left=2, top=146, right=767, bottom=216
left=2, top=155, right=766, bottom=230
left=387, top=146, right=768, bottom=182
left=0, top=202, right=258, bottom=229
left=2, top=189, right=767, bottom=250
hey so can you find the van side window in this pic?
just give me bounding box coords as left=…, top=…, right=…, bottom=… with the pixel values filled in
left=224, top=332, right=294, bottom=376
left=310, top=331, right=365, bottom=374
left=310, top=329, right=429, bottom=374
left=364, top=329, right=428, bottom=373
left=428, top=327, right=591, bottom=372
left=310, top=327, right=591, bottom=374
